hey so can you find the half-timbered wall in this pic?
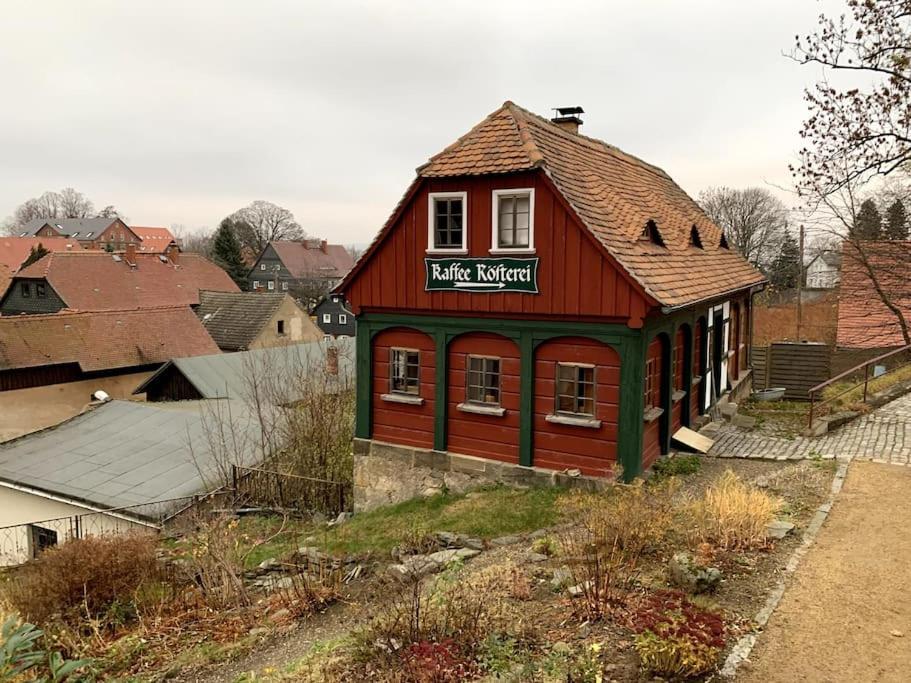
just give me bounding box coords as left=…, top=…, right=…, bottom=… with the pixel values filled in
left=372, top=327, right=436, bottom=449
left=345, top=170, right=650, bottom=325
left=533, top=337, right=620, bottom=476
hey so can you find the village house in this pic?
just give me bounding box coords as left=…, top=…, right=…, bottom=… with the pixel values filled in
left=0, top=306, right=219, bottom=441
left=338, top=102, right=766, bottom=507
left=0, top=236, right=84, bottom=297
left=805, top=251, right=841, bottom=289
left=312, top=293, right=356, bottom=338
left=195, top=290, right=322, bottom=351
left=248, top=239, right=355, bottom=304
left=130, top=226, right=179, bottom=253
left=19, top=217, right=141, bottom=251
left=0, top=245, right=238, bottom=315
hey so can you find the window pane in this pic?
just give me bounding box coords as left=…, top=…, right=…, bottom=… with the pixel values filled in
left=515, top=211, right=529, bottom=230
left=449, top=199, right=462, bottom=217
left=516, top=196, right=530, bottom=213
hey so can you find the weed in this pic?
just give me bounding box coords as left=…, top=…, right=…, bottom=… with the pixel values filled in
left=530, top=536, right=558, bottom=557
left=653, top=455, right=701, bottom=478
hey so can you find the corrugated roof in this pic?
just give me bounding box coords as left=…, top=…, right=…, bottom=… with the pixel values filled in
left=0, top=400, right=264, bottom=513
left=134, top=337, right=355, bottom=401
left=196, top=290, right=289, bottom=351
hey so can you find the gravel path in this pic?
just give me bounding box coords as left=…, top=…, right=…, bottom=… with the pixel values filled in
left=737, top=461, right=911, bottom=682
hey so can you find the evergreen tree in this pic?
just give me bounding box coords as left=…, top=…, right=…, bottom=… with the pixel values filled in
left=212, top=219, right=249, bottom=290
left=852, top=199, right=883, bottom=239
left=767, top=230, right=800, bottom=289
left=21, top=243, right=49, bottom=268
left=885, top=199, right=908, bottom=240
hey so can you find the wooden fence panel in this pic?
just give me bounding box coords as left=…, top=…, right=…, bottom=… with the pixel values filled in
left=751, top=346, right=770, bottom=390
left=767, top=342, right=831, bottom=401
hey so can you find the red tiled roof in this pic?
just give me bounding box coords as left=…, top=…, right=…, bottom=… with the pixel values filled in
left=0, top=264, right=10, bottom=301
left=270, top=240, right=355, bottom=279
left=0, top=236, right=84, bottom=273
left=836, top=240, right=911, bottom=349
left=346, top=102, right=764, bottom=308
left=0, top=306, right=220, bottom=372
left=131, top=226, right=177, bottom=253
left=12, top=251, right=239, bottom=311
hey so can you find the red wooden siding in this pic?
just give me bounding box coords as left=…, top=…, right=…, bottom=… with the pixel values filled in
left=533, top=337, right=620, bottom=476
left=447, top=333, right=521, bottom=463
left=671, top=327, right=685, bottom=434
left=344, top=170, right=649, bottom=324
left=692, top=319, right=704, bottom=425
left=642, top=336, right=664, bottom=470
left=372, top=327, right=436, bottom=449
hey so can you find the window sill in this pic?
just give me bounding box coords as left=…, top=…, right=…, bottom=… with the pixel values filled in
left=727, top=349, right=736, bottom=358
left=672, top=390, right=687, bottom=403
left=381, top=393, right=424, bottom=406
left=643, top=407, right=664, bottom=423
left=457, top=402, right=506, bottom=417
left=546, top=413, right=602, bottom=429
left=488, top=248, right=536, bottom=256
left=691, top=375, right=702, bottom=387
left=426, top=248, right=468, bottom=256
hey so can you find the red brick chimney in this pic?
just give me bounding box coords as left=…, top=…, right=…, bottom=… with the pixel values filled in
left=167, top=244, right=179, bottom=264
left=326, top=346, right=339, bottom=376
left=125, top=242, right=137, bottom=266
left=320, top=240, right=328, bottom=254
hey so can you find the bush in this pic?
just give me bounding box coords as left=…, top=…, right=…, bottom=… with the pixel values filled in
left=690, top=470, right=780, bottom=550
left=0, top=613, right=92, bottom=681
left=653, top=455, right=701, bottom=478
left=401, top=639, right=478, bottom=682
left=630, top=590, right=725, bottom=678
left=3, top=533, right=162, bottom=626
left=558, top=479, right=679, bottom=620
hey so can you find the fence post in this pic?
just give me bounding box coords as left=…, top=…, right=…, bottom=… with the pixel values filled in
left=863, top=364, right=870, bottom=403
left=231, top=464, right=238, bottom=492
left=808, top=391, right=815, bottom=430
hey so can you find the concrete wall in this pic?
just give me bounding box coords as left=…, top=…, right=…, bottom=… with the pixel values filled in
left=0, top=485, right=150, bottom=566
left=0, top=371, right=152, bottom=442
left=353, top=437, right=610, bottom=512
left=249, top=296, right=322, bottom=349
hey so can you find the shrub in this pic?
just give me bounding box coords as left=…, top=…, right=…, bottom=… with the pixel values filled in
left=653, top=455, right=701, bottom=478
left=272, top=564, right=342, bottom=618
left=690, top=470, right=781, bottom=550
left=3, top=533, right=162, bottom=626
left=630, top=590, right=725, bottom=678
left=530, top=535, right=557, bottom=557
left=0, top=614, right=92, bottom=681
left=401, top=639, right=478, bottom=682
left=558, top=479, right=679, bottom=620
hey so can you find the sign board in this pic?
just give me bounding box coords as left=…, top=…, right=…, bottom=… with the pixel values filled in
left=424, top=257, right=539, bottom=294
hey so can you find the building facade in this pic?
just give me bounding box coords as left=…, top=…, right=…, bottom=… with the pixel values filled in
left=313, top=294, right=356, bottom=337
left=338, top=103, right=765, bottom=499
left=249, top=240, right=355, bottom=306
left=805, top=252, right=840, bottom=289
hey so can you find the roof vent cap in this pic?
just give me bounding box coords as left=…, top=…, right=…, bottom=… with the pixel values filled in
left=551, top=106, right=584, bottom=134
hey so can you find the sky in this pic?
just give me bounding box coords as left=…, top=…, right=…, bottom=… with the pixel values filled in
left=0, top=0, right=843, bottom=245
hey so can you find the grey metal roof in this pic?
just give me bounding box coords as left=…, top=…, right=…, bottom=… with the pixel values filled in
left=20, top=217, right=119, bottom=238
left=0, top=400, right=264, bottom=516
left=134, top=338, right=355, bottom=401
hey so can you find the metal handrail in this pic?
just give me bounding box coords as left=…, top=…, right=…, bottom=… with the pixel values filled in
left=808, top=343, right=911, bottom=427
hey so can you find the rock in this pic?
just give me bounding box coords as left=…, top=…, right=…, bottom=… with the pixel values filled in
left=526, top=552, right=549, bottom=563
left=667, top=552, right=721, bottom=593
left=766, top=520, right=796, bottom=540
left=491, top=534, right=521, bottom=547
left=311, top=511, right=327, bottom=525
left=461, top=537, right=485, bottom=551
left=269, top=608, right=291, bottom=622
left=528, top=528, right=549, bottom=540
left=720, top=402, right=738, bottom=419
left=731, top=414, right=757, bottom=430
left=753, top=475, right=770, bottom=489
left=434, top=531, right=460, bottom=547
left=567, top=581, right=591, bottom=597
left=257, top=558, right=278, bottom=571
left=563, top=468, right=582, bottom=477
left=891, top=630, right=904, bottom=638
left=421, top=486, right=443, bottom=498
left=248, top=627, right=269, bottom=637
left=330, top=511, right=352, bottom=526
left=551, top=567, right=573, bottom=590
left=388, top=548, right=480, bottom=579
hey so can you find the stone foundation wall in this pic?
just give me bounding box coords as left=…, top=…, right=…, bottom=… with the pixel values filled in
left=353, top=438, right=611, bottom=512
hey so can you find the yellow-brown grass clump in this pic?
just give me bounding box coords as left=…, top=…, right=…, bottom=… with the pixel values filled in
left=689, top=470, right=780, bottom=551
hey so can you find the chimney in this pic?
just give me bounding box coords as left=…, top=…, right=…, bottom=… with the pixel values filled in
left=125, top=242, right=137, bottom=266
left=167, top=244, right=179, bottom=264
left=326, top=346, right=339, bottom=376
left=320, top=239, right=327, bottom=254
left=550, top=106, right=584, bottom=134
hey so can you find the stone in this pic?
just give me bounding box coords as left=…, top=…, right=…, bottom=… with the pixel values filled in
left=551, top=567, right=573, bottom=590
left=248, top=627, right=269, bottom=637
left=267, top=576, right=295, bottom=591
left=491, top=534, right=521, bottom=547
left=258, top=558, right=278, bottom=571
left=731, top=414, right=757, bottom=430
left=461, top=537, right=485, bottom=551
left=311, top=511, right=327, bottom=525
left=434, top=531, right=460, bottom=547
left=269, top=608, right=291, bottom=622
left=766, top=520, right=796, bottom=540
left=331, top=511, right=352, bottom=526
left=667, top=552, right=721, bottom=593
left=567, top=581, right=592, bottom=597
left=421, top=486, right=443, bottom=498
left=388, top=548, right=480, bottom=579
left=720, top=402, right=739, bottom=419
left=526, top=553, right=549, bottom=563
left=890, top=630, right=904, bottom=638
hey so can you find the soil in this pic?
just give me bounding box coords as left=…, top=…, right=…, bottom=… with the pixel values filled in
left=170, top=458, right=835, bottom=682
left=738, top=461, right=911, bottom=683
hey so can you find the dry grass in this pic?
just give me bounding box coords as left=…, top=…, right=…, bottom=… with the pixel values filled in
left=689, top=471, right=780, bottom=551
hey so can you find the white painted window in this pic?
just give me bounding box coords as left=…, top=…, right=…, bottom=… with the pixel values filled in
left=427, top=191, right=468, bottom=253
left=281, top=281, right=288, bottom=291
left=492, top=188, right=535, bottom=252
left=322, top=313, right=332, bottom=324
left=252, top=280, right=260, bottom=289
left=339, top=314, right=347, bottom=325
left=267, top=281, right=275, bottom=290
left=260, top=263, right=266, bottom=270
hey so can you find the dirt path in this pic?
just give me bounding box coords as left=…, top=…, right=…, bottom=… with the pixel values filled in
left=738, top=461, right=911, bottom=682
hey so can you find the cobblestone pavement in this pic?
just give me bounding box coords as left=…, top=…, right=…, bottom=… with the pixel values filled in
left=707, top=393, right=911, bottom=465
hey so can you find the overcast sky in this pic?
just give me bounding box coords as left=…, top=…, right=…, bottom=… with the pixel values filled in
left=0, top=0, right=842, bottom=244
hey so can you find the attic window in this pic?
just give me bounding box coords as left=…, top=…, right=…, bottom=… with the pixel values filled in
left=639, top=220, right=665, bottom=247
left=690, top=225, right=703, bottom=249
left=85, top=232, right=94, bottom=238
left=719, top=233, right=730, bottom=249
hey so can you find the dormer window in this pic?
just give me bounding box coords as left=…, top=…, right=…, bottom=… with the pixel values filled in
left=640, top=220, right=665, bottom=247
left=491, top=188, right=535, bottom=252
left=427, top=192, right=467, bottom=252
left=690, top=225, right=703, bottom=249
left=720, top=233, right=730, bottom=249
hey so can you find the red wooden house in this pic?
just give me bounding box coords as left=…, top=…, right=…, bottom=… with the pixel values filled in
left=338, top=102, right=765, bottom=492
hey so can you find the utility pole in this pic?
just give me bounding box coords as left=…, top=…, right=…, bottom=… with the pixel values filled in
left=796, top=224, right=805, bottom=342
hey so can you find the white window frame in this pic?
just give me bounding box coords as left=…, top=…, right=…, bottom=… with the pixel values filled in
left=490, top=188, right=535, bottom=254
left=260, top=263, right=266, bottom=270
left=427, top=191, right=468, bottom=254
left=252, top=280, right=260, bottom=289
left=281, top=281, right=288, bottom=291
left=267, top=280, right=275, bottom=291
left=339, top=313, right=348, bottom=325
left=322, top=313, right=332, bottom=324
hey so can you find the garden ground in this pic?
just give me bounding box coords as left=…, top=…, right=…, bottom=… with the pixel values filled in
left=739, top=460, right=911, bottom=682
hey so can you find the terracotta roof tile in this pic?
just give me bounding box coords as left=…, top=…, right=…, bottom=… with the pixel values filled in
left=131, top=226, right=177, bottom=253
left=0, top=307, right=220, bottom=372
left=10, top=251, right=239, bottom=311
left=269, top=241, right=355, bottom=279
left=419, top=102, right=765, bottom=307
left=0, top=236, right=83, bottom=273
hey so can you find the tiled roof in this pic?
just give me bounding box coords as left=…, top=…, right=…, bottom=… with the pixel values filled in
left=0, top=264, right=10, bottom=301
left=0, top=306, right=220, bottom=372
left=417, top=102, right=765, bottom=307
left=0, top=236, right=83, bottom=273
left=195, top=290, right=288, bottom=351
left=132, top=226, right=177, bottom=252
left=11, top=251, right=239, bottom=311
left=269, top=240, right=355, bottom=280
left=836, top=241, right=911, bottom=349
left=19, top=217, right=121, bottom=238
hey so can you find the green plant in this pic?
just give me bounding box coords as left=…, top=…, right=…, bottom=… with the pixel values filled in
left=530, top=536, right=557, bottom=556
left=477, top=634, right=518, bottom=675
left=653, top=455, right=701, bottom=478
left=0, top=615, right=92, bottom=682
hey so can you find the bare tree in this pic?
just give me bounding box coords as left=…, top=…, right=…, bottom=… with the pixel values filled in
left=171, top=223, right=213, bottom=255
left=698, top=186, right=789, bottom=269
left=6, top=187, right=110, bottom=232
left=226, top=201, right=306, bottom=254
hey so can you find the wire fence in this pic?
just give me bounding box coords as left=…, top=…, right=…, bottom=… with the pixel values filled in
left=232, top=465, right=351, bottom=517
